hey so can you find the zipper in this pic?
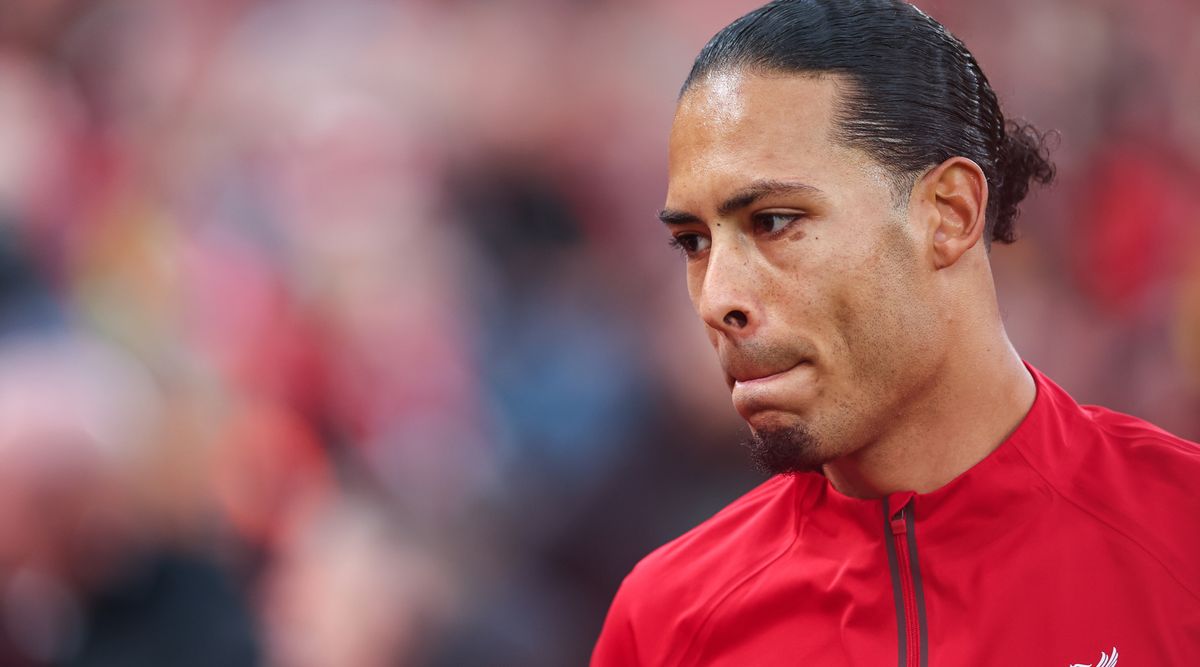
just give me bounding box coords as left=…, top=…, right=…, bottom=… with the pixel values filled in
left=883, top=497, right=929, bottom=667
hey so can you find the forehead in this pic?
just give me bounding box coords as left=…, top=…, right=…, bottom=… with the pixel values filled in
left=667, top=71, right=880, bottom=207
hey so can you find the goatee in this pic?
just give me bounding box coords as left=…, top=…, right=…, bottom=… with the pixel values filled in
left=743, top=424, right=825, bottom=476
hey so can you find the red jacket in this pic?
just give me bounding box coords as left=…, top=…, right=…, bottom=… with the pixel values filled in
left=592, top=367, right=1200, bottom=666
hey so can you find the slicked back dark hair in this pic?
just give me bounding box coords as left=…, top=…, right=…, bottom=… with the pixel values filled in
left=682, top=0, right=1055, bottom=246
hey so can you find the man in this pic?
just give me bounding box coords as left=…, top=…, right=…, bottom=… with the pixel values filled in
left=592, top=1, right=1200, bottom=665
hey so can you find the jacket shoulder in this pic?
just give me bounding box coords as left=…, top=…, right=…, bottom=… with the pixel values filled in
left=591, top=474, right=802, bottom=666
left=1019, top=375, right=1200, bottom=602
left=637, top=473, right=798, bottom=578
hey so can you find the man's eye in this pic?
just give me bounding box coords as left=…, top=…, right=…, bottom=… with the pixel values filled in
left=754, top=213, right=800, bottom=234
left=668, top=233, right=710, bottom=256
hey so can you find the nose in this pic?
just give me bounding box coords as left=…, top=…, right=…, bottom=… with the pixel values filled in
left=696, top=238, right=760, bottom=339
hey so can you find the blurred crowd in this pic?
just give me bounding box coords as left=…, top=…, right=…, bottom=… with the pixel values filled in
left=0, top=0, right=1195, bottom=665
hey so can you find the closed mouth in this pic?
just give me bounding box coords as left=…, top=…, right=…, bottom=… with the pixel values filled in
left=728, top=359, right=812, bottom=388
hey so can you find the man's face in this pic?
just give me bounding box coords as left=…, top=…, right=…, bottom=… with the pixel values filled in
left=663, top=71, right=943, bottom=473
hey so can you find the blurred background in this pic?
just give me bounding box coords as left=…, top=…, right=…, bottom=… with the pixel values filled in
left=0, top=0, right=1195, bottom=665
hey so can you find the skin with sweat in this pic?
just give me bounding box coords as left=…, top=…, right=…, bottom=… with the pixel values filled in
left=662, top=70, right=1035, bottom=499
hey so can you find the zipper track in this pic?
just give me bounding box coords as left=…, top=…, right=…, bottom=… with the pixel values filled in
left=904, top=507, right=930, bottom=667
left=883, top=498, right=928, bottom=667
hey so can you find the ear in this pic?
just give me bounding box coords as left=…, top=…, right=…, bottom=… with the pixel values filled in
left=913, top=156, right=989, bottom=269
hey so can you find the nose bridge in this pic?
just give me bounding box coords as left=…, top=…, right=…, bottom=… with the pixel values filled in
left=698, top=232, right=760, bottom=336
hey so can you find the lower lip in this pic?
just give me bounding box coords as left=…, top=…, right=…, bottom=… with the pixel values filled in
left=731, top=362, right=816, bottom=412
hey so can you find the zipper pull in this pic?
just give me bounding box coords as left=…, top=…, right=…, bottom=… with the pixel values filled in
left=890, top=506, right=907, bottom=536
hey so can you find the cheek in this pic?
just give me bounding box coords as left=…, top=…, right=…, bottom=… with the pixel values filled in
left=704, top=327, right=721, bottom=350
left=828, top=235, right=932, bottom=376
left=685, top=263, right=706, bottom=311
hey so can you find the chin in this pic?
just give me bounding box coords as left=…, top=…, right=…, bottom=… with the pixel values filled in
left=743, top=420, right=828, bottom=476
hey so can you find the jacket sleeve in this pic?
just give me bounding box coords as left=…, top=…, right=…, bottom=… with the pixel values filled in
left=590, top=575, right=642, bottom=667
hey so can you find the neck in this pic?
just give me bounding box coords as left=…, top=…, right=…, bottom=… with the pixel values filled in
left=822, top=330, right=1036, bottom=500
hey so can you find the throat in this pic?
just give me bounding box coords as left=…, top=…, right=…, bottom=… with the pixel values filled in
left=822, top=355, right=1036, bottom=499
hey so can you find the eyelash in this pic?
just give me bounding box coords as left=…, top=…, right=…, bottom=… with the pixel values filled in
left=667, top=212, right=805, bottom=258
left=667, top=235, right=700, bottom=255
left=753, top=212, right=802, bottom=234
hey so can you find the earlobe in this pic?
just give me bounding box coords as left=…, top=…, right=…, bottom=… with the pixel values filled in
left=921, top=157, right=988, bottom=269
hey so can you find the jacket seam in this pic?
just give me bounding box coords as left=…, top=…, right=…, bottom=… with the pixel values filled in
left=1010, top=442, right=1200, bottom=606
left=1086, top=413, right=1200, bottom=457
left=624, top=611, right=643, bottom=666
left=675, top=525, right=802, bottom=666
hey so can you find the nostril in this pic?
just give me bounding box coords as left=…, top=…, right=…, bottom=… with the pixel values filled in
left=723, top=310, right=748, bottom=329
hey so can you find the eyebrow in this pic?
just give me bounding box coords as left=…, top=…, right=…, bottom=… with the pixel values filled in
left=657, top=179, right=825, bottom=225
